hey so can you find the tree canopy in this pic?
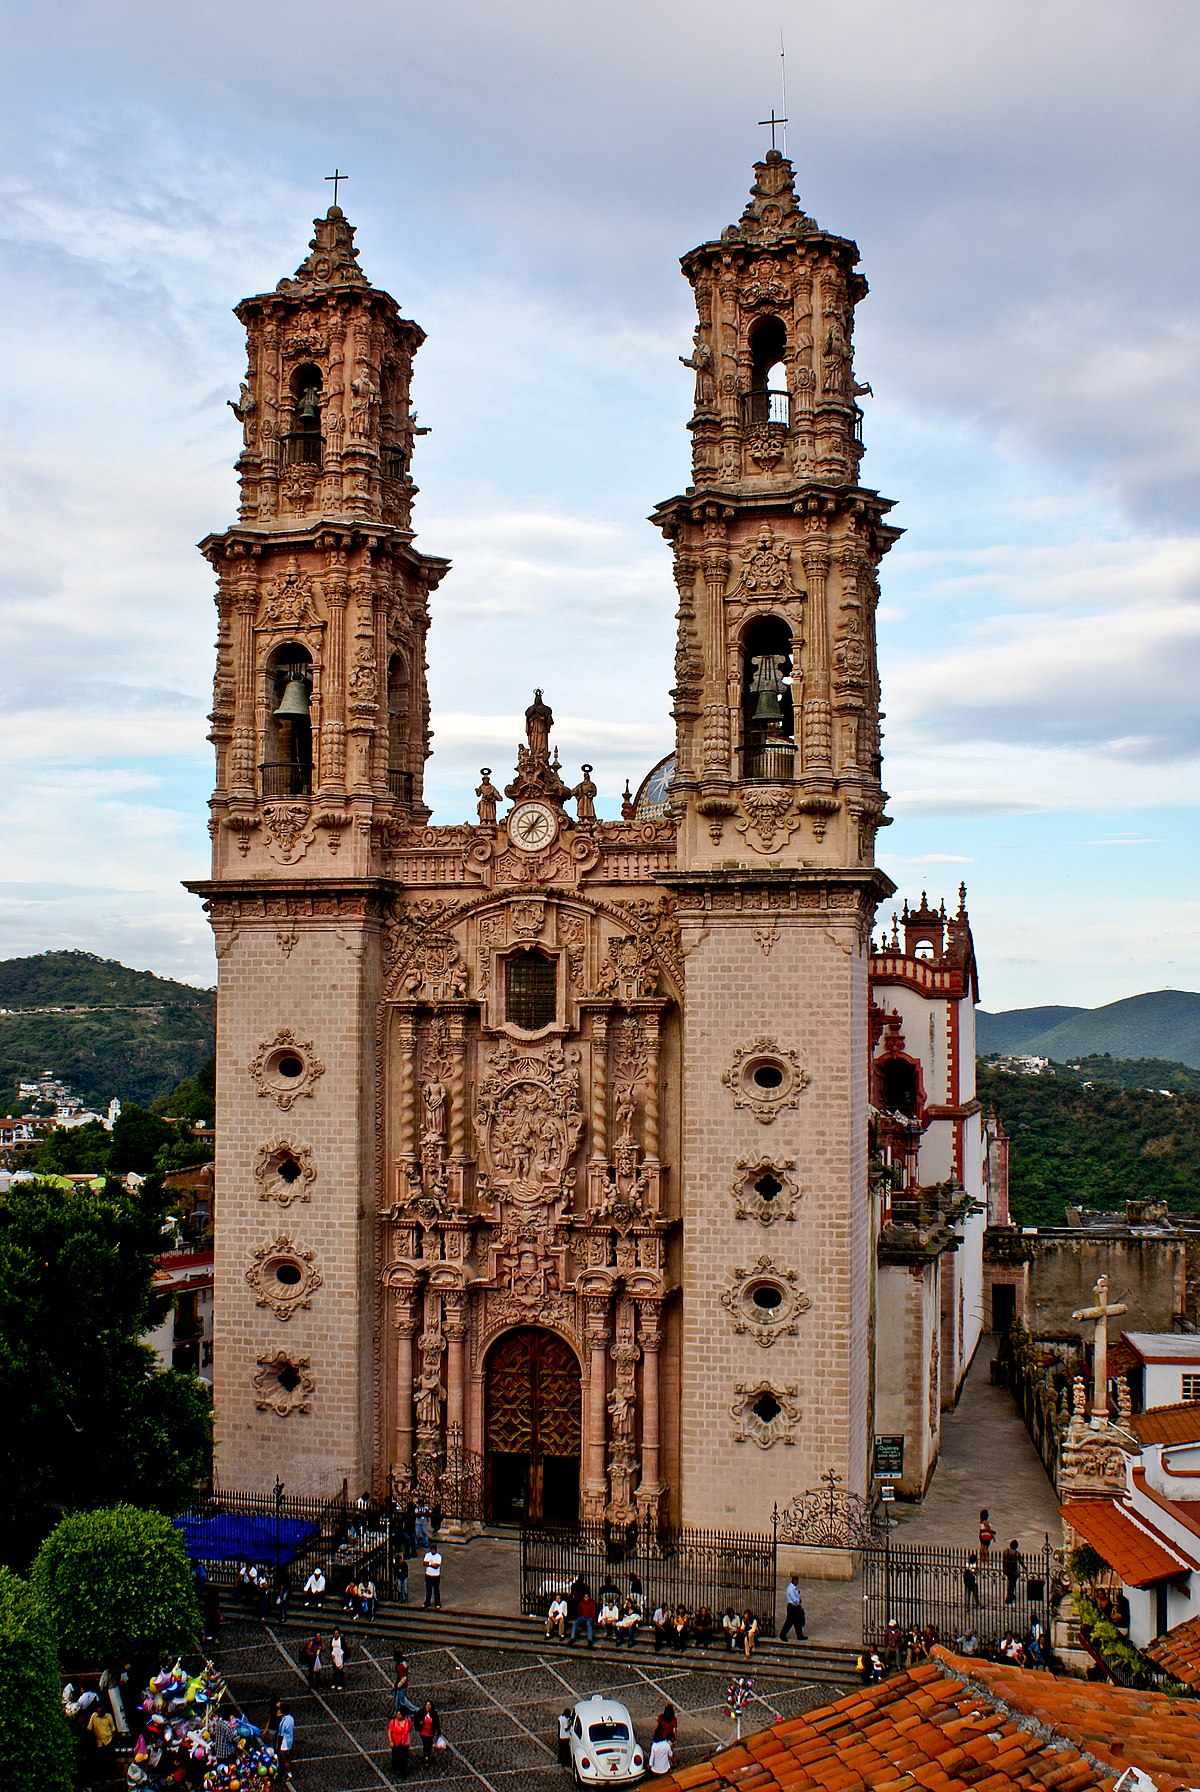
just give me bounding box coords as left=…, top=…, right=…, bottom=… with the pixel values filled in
left=0, top=1178, right=210, bottom=1566
left=0, top=1567, right=73, bottom=1792
left=32, top=1505, right=200, bottom=1665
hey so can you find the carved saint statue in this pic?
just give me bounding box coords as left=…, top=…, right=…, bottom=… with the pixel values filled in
left=614, top=1083, right=637, bottom=1147
left=678, top=328, right=715, bottom=405
left=573, top=764, right=598, bottom=823
left=413, top=1365, right=444, bottom=1429
left=525, top=689, right=553, bottom=760
left=422, top=1079, right=447, bottom=1139
left=349, top=362, right=377, bottom=436
left=476, top=768, right=501, bottom=825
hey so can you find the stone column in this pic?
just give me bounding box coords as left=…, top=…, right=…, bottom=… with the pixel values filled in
left=701, top=541, right=731, bottom=776
left=590, top=1013, right=609, bottom=1162
left=391, top=1289, right=419, bottom=1474
left=231, top=584, right=258, bottom=795
left=321, top=571, right=349, bottom=790
left=636, top=1304, right=664, bottom=1514
left=801, top=540, right=832, bottom=771
left=393, top=1010, right=418, bottom=1201
left=640, top=1011, right=661, bottom=1165
left=443, top=1294, right=467, bottom=1438
left=447, top=1013, right=468, bottom=1165
left=582, top=1295, right=610, bottom=1519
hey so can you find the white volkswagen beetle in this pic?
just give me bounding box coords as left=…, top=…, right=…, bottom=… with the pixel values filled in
left=567, top=1696, right=645, bottom=1784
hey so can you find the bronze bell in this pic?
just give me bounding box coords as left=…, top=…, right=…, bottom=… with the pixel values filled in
left=752, top=688, right=784, bottom=724
left=274, top=676, right=311, bottom=720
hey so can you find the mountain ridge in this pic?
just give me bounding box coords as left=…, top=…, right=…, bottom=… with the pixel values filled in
left=0, top=952, right=215, bottom=1111
left=977, top=988, right=1200, bottom=1071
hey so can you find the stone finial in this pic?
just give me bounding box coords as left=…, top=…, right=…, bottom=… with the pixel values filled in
left=277, top=206, right=370, bottom=294
left=730, top=150, right=814, bottom=245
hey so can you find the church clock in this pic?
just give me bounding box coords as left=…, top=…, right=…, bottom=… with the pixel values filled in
left=507, top=799, right=558, bottom=852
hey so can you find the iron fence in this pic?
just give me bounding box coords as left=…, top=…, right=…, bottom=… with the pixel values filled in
left=520, top=1521, right=778, bottom=1634
left=861, top=1537, right=1063, bottom=1648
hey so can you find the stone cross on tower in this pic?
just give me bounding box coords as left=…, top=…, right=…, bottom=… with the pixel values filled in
left=1071, top=1275, right=1128, bottom=1428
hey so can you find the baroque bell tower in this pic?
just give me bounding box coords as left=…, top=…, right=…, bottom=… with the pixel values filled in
left=653, top=153, right=898, bottom=1522
left=192, top=207, right=448, bottom=1491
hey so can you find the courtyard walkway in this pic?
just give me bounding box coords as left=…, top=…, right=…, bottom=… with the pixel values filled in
left=793, top=1335, right=1062, bottom=1643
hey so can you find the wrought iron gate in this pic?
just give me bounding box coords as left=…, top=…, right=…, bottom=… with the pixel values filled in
left=861, top=1538, right=1062, bottom=1646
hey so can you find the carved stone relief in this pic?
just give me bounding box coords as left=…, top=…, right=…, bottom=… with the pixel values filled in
left=722, top=1037, right=809, bottom=1124
left=253, top=1351, right=316, bottom=1415
left=733, top=1157, right=800, bottom=1226
left=262, top=803, right=318, bottom=866
left=245, top=1234, right=323, bottom=1319
left=730, top=1380, right=800, bottom=1447
left=475, top=1040, right=584, bottom=1211
left=736, top=788, right=802, bottom=855
left=254, top=1138, right=317, bottom=1206
left=720, top=1255, right=811, bottom=1347
left=248, top=1029, right=326, bottom=1109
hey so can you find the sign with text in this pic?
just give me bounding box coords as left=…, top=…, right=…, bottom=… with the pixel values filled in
left=873, top=1435, right=904, bottom=1479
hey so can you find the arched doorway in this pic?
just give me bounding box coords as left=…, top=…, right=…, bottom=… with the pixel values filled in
left=484, top=1328, right=581, bottom=1524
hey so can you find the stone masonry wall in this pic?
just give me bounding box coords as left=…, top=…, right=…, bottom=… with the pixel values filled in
left=677, top=907, right=870, bottom=1527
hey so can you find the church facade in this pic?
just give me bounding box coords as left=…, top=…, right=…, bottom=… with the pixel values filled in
left=192, top=154, right=991, bottom=1531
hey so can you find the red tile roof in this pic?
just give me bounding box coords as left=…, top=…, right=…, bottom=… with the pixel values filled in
left=655, top=1648, right=1200, bottom=1791
left=1134, top=1404, right=1200, bottom=1448
left=1146, top=1614, right=1200, bottom=1689
left=1061, top=1499, right=1196, bottom=1586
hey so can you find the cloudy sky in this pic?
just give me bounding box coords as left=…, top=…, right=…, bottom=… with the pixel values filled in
left=1, top=0, right=1197, bottom=1009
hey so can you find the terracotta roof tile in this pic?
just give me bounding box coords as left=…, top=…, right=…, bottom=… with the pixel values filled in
left=1060, top=1498, right=1196, bottom=1585
left=1146, top=1613, right=1200, bottom=1687
left=1133, top=1403, right=1200, bottom=1447
left=653, top=1647, right=1200, bottom=1791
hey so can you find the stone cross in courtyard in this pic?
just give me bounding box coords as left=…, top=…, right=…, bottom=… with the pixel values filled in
left=1071, top=1275, right=1128, bottom=1428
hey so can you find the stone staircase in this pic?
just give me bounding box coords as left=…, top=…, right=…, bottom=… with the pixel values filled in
left=272, top=1602, right=860, bottom=1689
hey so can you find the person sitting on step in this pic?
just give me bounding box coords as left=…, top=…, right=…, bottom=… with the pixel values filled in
left=614, top=1599, right=641, bottom=1647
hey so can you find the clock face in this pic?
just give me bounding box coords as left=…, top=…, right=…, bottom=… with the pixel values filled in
left=508, top=800, right=558, bottom=853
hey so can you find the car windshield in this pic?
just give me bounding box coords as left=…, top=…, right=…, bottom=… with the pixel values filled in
left=588, top=1721, right=629, bottom=1742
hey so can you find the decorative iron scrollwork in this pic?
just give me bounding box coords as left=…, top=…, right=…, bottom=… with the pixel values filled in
left=774, top=1468, right=883, bottom=1548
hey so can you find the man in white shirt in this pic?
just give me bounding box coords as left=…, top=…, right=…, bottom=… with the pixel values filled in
left=302, top=1567, right=326, bottom=1609
left=545, top=1595, right=569, bottom=1639
left=649, top=1735, right=674, bottom=1774
left=423, top=1546, right=442, bottom=1608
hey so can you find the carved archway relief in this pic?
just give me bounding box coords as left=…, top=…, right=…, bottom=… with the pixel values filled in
left=380, top=887, right=684, bottom=1008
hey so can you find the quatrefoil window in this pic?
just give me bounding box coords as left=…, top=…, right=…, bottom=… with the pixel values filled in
left=253, top=1351, right=315, bottom=1415
left=733, top=1157, right=800, bottom=1226
left=254, top=1139, right=317, bottom=1206
left=730, top=1380, right=800, bottom=1448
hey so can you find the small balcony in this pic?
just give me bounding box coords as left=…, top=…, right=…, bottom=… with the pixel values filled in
left=738, top=742, right=797, bottom=783
left=282, top=430, right=323, bottom=467
left=741, top=388, right=790, bottom=429
left=387, top=767, right=414, bottom=802
left=259, top=762, right=312, bottom=799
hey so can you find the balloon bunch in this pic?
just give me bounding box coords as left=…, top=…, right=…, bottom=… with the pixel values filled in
left=202, top=1742, right=280, bottom=1790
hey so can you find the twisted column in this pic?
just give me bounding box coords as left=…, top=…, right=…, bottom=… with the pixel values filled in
left=590, top=1013, right=609, bottom=1161
left=641, top=1012, right=661, bottom=1164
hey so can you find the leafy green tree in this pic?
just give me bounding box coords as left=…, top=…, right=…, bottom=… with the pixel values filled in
left=150, top=1071, right=213, bottom=1127
left=0, top=1179, right=210, bottom=1566
left=32, top=1506, right=200, bottom=1664
left=108, top=1104, right=177, bottom=1174
left=28, top=1119, right=110, bottom=1176
left=0, top=1566, right=73, bottom=1792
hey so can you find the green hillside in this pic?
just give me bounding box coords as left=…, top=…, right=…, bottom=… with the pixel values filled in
left=977, top=989, right=1200, bottom=1069
left=976, top=1005, right=1084, bottom=1055
left=0, top=952, right=215, bottom=1112
left=979, top=1060, right=1200, bottom=1227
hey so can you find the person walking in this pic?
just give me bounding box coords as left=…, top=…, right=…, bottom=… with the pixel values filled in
left=388, top=1709, right=413, bottom=1779
left=417, top=1699, right=441, bottom=1763
left=423, top=1543, right=443, bottom=1608
left=302, top=1631, right=323, bottom=1690
left=556, top=1707, right=573, bottom=1767
left=1002, top=1538, right=1021, bottom=1605
left=648, top=1733, right=675, bottom=1775
left=978, top=1509, right=996, bottom=1562
left=779, top=1574, right=807, bottom=1641
left=277, top=1707, right=296, bottom=1785
left=330, top=1629, right=346, bottom=1690
left=962, top=1554, right=980, bottom=1608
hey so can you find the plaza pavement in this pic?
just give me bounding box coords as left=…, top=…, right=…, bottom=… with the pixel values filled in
left=214, top=1618, right=833, bottom=1792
